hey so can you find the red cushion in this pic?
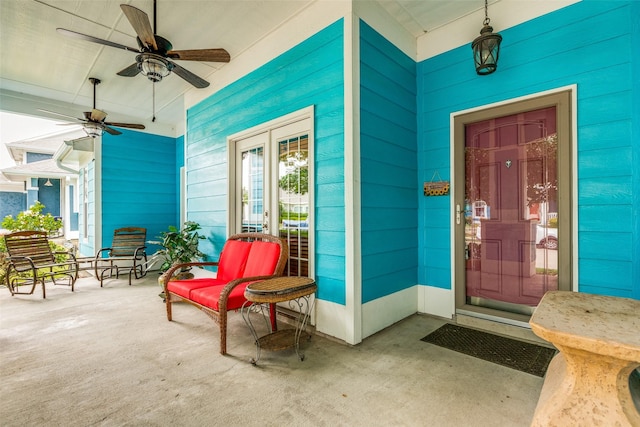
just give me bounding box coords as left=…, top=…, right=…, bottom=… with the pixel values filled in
left=217, top=240, right=252, bottom=282
left=243, top=241, right=281, bottom=277
left=167, top=278, right=225, bottom=299
left=190, top=282, right=252, bottom=311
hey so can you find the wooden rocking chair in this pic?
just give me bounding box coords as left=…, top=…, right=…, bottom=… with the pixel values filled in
left=3, top=230, right=78, bottom=298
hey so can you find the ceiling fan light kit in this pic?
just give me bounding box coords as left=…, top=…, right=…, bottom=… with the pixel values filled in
left=83, top=122, right=103, bottom=138
left=138, top=54, right=172, bottom=82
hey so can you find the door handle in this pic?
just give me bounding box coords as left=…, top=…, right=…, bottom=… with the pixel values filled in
left=456, top=204, right=461, bottom=225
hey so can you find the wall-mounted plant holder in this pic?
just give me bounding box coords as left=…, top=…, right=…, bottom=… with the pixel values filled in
left=424, top=171, right=450, bottom=196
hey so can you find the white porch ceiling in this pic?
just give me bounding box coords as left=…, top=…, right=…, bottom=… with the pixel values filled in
left=0, top=0, right=485, bottom=135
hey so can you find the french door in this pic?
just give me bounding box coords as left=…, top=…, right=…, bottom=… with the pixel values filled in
left=232, top=113, right=313, bottom=279
left=454, top=91, right=572, bottom=321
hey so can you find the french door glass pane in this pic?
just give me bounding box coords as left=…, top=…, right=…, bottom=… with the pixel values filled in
left=241, top=147, right=264, bottom=233
left=278, top=135, right=309, bottom=277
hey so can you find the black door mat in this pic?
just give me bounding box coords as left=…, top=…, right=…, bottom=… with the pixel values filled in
left=421, top=323, right=556, bottom=377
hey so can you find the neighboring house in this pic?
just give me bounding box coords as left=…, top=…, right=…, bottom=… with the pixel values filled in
left=0, top=171, right=24, bottom=220
left=0, top=129, right=85, bottom=237
left=44, top=1, right=640, bottom=347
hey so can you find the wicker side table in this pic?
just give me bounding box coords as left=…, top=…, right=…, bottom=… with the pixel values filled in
left=242, top=276, right=316, bottom=365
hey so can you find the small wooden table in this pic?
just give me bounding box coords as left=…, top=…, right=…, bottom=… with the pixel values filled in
left=529, top=291, right=640, bottom=427
left=242, top=276, right=316, bottom=365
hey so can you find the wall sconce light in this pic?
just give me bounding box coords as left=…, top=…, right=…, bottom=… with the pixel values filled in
left=471, top=0, right=502, bottom=75
left=44, top=178, right=53, bottom=187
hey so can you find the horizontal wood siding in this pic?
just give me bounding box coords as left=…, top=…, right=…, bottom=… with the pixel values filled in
left=359, top=21, right=417, bottom=303
left=417, top=0, right=639, bottom=299
left=186, top=20, right=345, bottom=304
left=101, top=129, right=177, bottom=251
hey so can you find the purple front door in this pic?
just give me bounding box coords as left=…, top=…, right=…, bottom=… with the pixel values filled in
left=464, top=106, right=559, bottom=312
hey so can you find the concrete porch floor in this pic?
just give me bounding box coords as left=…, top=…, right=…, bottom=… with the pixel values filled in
left=0, top=274, right=544, bottom=426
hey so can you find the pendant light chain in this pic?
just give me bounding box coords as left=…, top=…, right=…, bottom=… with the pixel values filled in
left=484, top=0, right=490, bottom=26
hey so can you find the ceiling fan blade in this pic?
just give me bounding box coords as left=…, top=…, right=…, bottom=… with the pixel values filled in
left=56, top=28, right=139, bottom=52
left=90, top=109, right=108, bottom=122
left=105, top=121, right=146, bottom=130
left=38, top=108, right=83, bottom=122
left=120, top=4, right=158, bottom=51
left=167, top=48, right=230, bottom=63
left=101, top=125, right=122, bottom=136
left=170, top=62, right=210, bottom=88
left=117, top=63, right=141, bottom=77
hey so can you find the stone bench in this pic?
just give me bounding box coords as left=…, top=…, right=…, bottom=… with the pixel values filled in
left=529, top=291, right=640, bottom=426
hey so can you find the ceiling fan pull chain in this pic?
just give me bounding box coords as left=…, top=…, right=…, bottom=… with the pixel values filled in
left=152, top=81, right=157, bottom=122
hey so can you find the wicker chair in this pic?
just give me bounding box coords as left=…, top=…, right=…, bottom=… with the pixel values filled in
left=160, top=233, right=288, bottom=355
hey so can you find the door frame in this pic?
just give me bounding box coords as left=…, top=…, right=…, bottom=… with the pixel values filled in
left=450, top=86, right=577, bottom=325
left=226, top=105, right=315, bottom=276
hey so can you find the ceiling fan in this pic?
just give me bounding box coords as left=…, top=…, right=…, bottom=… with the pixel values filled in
left=56, top=0, right=230, bottom=88
left=39, top=77, right=145, bottom=138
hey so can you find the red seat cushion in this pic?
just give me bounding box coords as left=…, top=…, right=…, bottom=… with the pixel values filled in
left=243, top=240, right=281, bottom=277
left=167, top=278, right=225, bottom=299
left=190, top=282, right=253, bottom=311
left=217, top=240, right=252, bottom=282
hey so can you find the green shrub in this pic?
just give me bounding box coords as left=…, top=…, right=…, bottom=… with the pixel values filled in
left=1, top=201, right=62, bottom=237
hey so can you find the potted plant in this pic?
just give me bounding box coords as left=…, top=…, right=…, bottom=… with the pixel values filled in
left=154, top=221, right=205, bottom=291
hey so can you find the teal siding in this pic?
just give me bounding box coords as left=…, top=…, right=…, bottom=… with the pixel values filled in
left=633, top=0, right=640, bottom=302
left=418, top=0, right=639, bottom=299
left=186, top=19, right=345, bottom=304
left=359, top=21, right=417, bottom=303
left=101, top=129, right=177, bottom=252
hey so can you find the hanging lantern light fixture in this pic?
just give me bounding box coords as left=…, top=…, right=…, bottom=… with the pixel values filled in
left=471, top=0, right=502, bottom=75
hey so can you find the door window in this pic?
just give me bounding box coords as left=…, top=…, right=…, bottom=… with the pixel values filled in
left=277, top=134, right=310, bottom=276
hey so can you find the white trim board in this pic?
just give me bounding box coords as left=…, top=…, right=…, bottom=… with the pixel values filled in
left=185, top=1, right=349, bottom=110
left=362, top=286, right=419, bottom=339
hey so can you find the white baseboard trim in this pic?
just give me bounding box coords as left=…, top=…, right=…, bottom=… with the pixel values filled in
left=315, top=299, right=353, bottom=344
left=361, top=286, right=418, bottom=339
left=419, top=285, right=454, bottom=320
left=316, top=285, right=456, bottom=344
